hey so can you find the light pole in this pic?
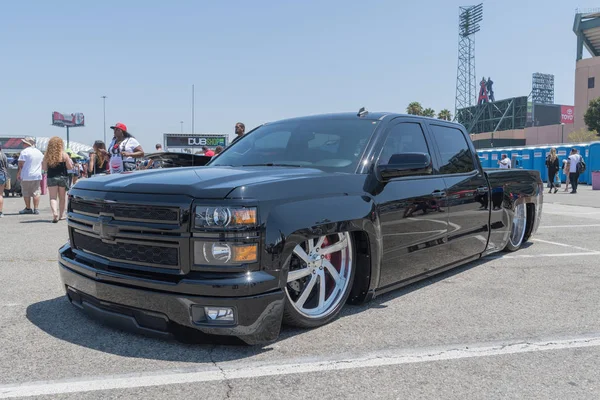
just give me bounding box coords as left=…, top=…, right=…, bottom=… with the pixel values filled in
left=180, top=121, right=184, bottom=134
left=191, top=84, right=195, bottom=134
left=561, top=123, right=565, bottom=143
left=101, top=96, right=107, bottom=144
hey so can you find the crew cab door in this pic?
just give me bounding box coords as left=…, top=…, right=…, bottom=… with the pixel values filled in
left=427, top=122, right=490, bottom=263
left=373, top=119, right=453, bottom=289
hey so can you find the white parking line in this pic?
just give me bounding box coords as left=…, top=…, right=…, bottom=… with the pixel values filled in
left=538, top=224, right=600, bottom=229
left=497, top=252, right=600, bottom=259
left=1, top=334, right=600, bottom=398
left=532, top=238, right=598, bottom=253
left=544, top=211, right=600, bottom=216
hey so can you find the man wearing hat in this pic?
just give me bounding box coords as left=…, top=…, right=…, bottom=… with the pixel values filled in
left=16, top=137, right=44, bottom=214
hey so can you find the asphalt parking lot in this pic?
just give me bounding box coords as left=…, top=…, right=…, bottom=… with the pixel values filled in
left=1, top=186, right=600, bottom=399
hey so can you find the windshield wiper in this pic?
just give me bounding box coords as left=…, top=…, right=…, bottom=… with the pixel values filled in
left=241, top=163, right=304, bottom=167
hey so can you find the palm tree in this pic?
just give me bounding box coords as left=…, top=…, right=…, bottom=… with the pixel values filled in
left=422, top=108, right=436, bottom=118
left=406, top=102, right=423, bottom=116
left=438, top=109, right=452, bottom=121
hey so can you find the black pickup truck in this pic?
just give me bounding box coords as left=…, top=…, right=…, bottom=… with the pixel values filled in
left=59, top=111, right=543, bottom=344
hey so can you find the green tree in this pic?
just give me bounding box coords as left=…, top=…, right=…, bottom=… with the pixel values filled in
left=584, top=97, right=600, bottom=135
left=437, top=109, right=452, bottom=121
left=406, top=102, right=423, bottom=116
left=568, top=128, right=597, bottom=143
left=422, top=108, right=436, bottom=118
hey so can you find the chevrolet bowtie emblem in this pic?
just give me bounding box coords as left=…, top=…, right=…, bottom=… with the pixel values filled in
left=93, top=216, right=119, bottom=241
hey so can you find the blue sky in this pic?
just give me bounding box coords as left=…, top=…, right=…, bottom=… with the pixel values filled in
left=0, top=0, right=594, bottom=151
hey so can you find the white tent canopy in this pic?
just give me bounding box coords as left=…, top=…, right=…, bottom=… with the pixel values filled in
left=34, top=137, right=93, bottom=154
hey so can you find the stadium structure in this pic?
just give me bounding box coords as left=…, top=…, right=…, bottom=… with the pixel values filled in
left=453, top=10, right=592, bottom=149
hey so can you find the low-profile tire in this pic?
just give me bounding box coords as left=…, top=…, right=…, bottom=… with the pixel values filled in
left=503, top=202, right=527, bottom=252
left=283, top=232, right=355, bottom=328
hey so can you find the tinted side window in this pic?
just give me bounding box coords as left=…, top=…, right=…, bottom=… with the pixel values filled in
left=377, top=123, right=430, bottom=166
left=430, top=125, right=476, bottom=174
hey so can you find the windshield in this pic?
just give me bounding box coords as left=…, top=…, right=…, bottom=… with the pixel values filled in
left=208, top=119, right=379, bottom=172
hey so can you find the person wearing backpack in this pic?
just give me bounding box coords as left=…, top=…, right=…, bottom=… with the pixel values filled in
left=568, top=148, right=584, bottom=194
left=545, top=148, right=559, bottom=194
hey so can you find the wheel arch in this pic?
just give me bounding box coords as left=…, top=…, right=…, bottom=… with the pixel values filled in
left=262, top=194, right=381, bottom=301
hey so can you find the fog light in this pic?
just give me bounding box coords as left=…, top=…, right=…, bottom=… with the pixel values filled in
left=205, top=307, right=234, bottom=322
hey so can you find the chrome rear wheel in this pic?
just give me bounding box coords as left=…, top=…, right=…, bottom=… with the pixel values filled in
left=284, top=232, right=354, bottom=327
left=505, top=203, right=527, bottom=252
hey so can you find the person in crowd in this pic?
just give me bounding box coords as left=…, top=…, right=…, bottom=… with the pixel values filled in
left=88, top=140, right=108, bottom=176
left=42, top=136, right=73, bottom=223
left=545, top=148, right=559, bottom=194
left=16, top=137, right=43, bottom=215
left=230, top=122, right=245, bottom=146
left=568, top=148, right=583, bottom=194
left=498, top=154, right=511, bottom=169
left=69, top=156, right=83, bottom=186
left=563, top=159, right=570, bottom=192
left=215, top=145, right=223, bottom=155
left=101, top=122, right=144, bottom=174
left=155, top=143, right=163, bottom=152
left=11, top=154, right=19, bottom=166
left=0, top=145, right=8, bottom=218
left=202, top=146, right=215, bottom=157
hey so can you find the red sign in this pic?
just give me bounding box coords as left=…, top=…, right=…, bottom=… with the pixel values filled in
left=560, top=106, right=574, bottom=124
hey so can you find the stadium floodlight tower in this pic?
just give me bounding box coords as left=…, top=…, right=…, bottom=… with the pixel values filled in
left=454, top=3, right=483, bottom=120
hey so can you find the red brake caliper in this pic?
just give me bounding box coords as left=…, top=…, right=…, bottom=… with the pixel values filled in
left=322, top=236, right=337, bottom=295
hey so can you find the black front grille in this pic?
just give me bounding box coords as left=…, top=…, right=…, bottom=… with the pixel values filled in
left=72, top=231, right=179, bottom=267
left=71, top=200, right=179, bottom=222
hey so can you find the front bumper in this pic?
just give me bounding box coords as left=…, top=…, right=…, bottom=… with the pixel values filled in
left=58, top=244, right=285, bottom=345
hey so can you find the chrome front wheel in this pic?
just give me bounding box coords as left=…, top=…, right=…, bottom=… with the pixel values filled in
left=283, top=232, right=355, bottom=328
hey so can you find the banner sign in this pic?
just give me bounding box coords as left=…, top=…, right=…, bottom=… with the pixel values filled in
left=522, top=154, right=530, bottom=160
left=491, top=154, right=498, bottom=160
left=52, top=112, right=85, bottom=127
left=164, top=134, right=227, bottom=148
left=558, top=150, right=566, bottom=156
left=560, top=106, right=575, bottom=124
left=0, top=137, right=27, bottom=150
left=534, top=152, right=542, bottom=157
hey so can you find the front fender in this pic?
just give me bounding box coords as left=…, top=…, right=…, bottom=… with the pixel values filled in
left=261, top=194, right=382, bottom=300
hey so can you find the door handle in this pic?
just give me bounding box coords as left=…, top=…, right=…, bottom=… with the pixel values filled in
left=476, top=186, right=489, bottom=194
left=432, top=190, right=446, bottom=198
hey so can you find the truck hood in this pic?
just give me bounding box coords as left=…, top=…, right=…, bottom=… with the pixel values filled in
left=73, top=166, right=330, bottom=199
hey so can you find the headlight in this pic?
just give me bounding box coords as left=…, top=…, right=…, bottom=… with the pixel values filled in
left=194, top=206, right=257, bottom=229
left=193, top=241, right=258, bottom=265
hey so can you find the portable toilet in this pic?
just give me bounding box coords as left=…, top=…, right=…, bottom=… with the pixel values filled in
left=478, top=151, right=491, bottom=168
left=511, top=153, right=524, bottom=169
left=577, top=143, right=591, bottom=184
left=589, top=142, right=600, bottom=188
left=508, top=148, right=524, bottom=169
left=555, top=146, right=569, bottom=182
left=489, top=149, right=501, bottom=168
left=519, top=148, right=534, bottom=170
left=532, top=147, right=547, bottom=181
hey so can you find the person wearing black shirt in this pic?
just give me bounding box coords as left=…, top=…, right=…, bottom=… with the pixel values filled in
left=230, top=122, right=245, bottom=146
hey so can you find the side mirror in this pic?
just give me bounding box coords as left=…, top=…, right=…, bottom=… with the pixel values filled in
left=377, top=153, right=432, bottom=180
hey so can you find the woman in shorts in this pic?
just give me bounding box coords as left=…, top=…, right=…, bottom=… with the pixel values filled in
left=42, top=137, right=73, bottom=223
